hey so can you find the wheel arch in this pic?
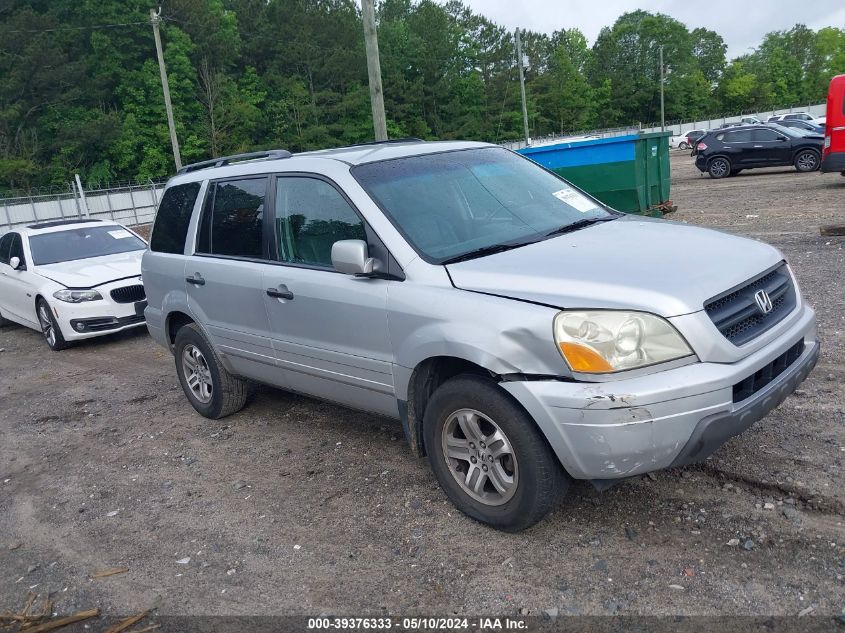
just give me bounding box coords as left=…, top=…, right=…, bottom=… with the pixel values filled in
left=401, top=355, right=511, bottom=458
left=165, top=310, right=195, bottom=349
left=792, top=146, right=821, bottom=160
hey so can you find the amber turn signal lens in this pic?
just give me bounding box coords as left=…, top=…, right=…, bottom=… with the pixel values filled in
left=559, top=342, right=614, bottom=373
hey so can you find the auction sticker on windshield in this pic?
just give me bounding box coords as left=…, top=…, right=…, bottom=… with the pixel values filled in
left=552, top=187, right=599, bottom=213
left=108, top=229, right=133, bottom=239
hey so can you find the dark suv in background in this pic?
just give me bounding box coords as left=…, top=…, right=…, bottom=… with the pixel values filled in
left=694, top=124, right=824, bottom=178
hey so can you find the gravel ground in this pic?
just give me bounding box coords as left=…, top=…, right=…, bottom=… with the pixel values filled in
left=1, top=153, right=843, bottom=625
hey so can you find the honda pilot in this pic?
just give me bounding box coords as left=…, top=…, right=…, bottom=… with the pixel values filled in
left=143, top=141, right=818, bottom=531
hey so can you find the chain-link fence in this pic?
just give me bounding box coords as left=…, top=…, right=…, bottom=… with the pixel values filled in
left=0, top=180, right=165, bottom=236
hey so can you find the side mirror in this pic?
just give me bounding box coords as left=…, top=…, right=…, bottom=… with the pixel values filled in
left=331, top=239, right=381, bottom=276
left=9, top=256, right=22, bottom=270
left=778, top=136, right=788, bottom=141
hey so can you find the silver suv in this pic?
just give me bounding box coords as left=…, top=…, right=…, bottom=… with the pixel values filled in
left=143, top=140, right=819, bottom=531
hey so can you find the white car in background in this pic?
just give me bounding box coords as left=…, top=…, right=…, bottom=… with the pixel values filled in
left=0, top=219, right=148, bottom=350
left=670, top=134, right=691, bottom=149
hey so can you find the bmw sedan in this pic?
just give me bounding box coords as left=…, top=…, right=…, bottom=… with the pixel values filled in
left=0, top=219, right=148, bottom=350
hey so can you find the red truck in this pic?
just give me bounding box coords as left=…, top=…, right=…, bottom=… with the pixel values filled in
left=821, top=74, right=845, bottom=175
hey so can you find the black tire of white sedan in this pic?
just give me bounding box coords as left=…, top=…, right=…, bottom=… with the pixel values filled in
left=794, top=150, right=820, bottom=172
left=423, top=374, right=570, bottom=532
left=0, top=309, right=10, bottom=328
left=708, top=157, right=731, bottom=179
left=36, top=298, right=69, bottom=351
left=174, top=323, right=249, bottom=419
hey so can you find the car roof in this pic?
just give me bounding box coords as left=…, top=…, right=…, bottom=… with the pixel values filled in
left=17, top=219, right=123, bottom=237
left=166, top=139, right=495, bottom=186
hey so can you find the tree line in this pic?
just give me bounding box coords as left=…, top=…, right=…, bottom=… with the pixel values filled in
left=1, top=0, right=843, bottom=193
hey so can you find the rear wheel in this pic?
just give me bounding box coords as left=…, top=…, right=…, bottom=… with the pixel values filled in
left=36, top=298, right=69, bottom=351
left=174, top=323, right=249, bottom=419
left=708, top=157, right=731, bottom=179
left=794, top=149, right=820, bottom=172
left=679, top=141, right=689, bottom=150
left=423, top=374, right=569, bottom=532
left=0, top=309, right=10, bottom=328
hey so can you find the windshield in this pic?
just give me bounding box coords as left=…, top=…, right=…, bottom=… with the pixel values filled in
left=352, top=147, right=613, bottom=263
left=29, top=226, right=146, bottom=266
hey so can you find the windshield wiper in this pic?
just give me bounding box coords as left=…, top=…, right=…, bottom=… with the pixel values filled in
left=545, top=216, right=617, bottom=237
left=441, top=239, right=539, bottom=265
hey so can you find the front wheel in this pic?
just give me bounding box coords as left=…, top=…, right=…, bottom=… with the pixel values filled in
left=679, top=141, right=689, bottom=150
left=794, top=150, right=820, bottom=172
left=36, top=298, right=68, bottom=351
left=174, top=323, right=250, bottom=419
left=423, top=374, right=569, bottom=532
left=708, top=157, right=731, bottom=179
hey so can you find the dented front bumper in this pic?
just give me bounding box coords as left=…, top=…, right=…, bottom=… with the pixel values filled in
left=501, top=308, right=818, bottom=480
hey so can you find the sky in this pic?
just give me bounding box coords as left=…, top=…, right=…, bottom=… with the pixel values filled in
left=452, top=0, right=845, bottom=59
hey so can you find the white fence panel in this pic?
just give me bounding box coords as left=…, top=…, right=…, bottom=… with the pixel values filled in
left=0, top=183, right=165, bottom=236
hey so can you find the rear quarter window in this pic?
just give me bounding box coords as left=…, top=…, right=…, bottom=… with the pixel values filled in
left=150, top=182, right=202, bottom=254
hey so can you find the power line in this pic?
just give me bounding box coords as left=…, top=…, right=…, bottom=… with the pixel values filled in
left=4, top=20, right=150, bottom=34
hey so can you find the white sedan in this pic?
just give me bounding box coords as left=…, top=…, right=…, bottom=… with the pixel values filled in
left=0, top=219, right=148, bottom=350
left=670, top=134, right=691, bottom=150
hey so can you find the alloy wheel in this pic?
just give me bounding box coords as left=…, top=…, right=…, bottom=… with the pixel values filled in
left=38, top=305, right=56, bottom=347
left=441, top=408, right=519, bottom=506
left=797, top=152, right=818, bottom=171
left=182, top=344, right=213, bottom=403
left=710, top=159, right=728, bottom=178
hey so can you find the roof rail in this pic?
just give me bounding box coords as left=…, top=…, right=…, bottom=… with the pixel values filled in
left=177, top=149, right=292, bottom=175
left=342, top=137, right=425, bottom=148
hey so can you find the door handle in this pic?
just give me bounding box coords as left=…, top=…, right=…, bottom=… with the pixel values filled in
left=186, top=274, right=205, bottom=286
left=266, top=285, right=294, bottom=300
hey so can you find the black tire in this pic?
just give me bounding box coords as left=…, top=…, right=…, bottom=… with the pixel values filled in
left=794, top=149, right=820, bottom=172
left=36, top=298, right=69, bottom=351
left=679, top=141, right=689, bottom=150
left=423, top=374, right=569, bottom=532
left=708, top=157, right=731, bottom=179
left=174, top=322, right=249, bottom=419
left=0, top=308, right=10, bottom=328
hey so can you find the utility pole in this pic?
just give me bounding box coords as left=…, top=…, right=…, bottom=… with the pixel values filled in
left=659, top=45, right=665, bottom=132
left=515, top=28, right=530, bottom=146
left=361, top=0, right=388, bottom=141
left=150, top=8, right=182, bottom=170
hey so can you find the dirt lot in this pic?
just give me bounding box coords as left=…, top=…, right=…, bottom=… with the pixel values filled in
left=1, top=154, right=843, bottom=625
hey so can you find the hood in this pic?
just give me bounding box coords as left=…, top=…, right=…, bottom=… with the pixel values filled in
left=446, top=217, right=783, bottom=317
left=36, top=250, right=144, bottom=288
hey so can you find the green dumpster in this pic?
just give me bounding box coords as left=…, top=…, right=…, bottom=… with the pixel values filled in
left=517, top=131, right=673, bottom=215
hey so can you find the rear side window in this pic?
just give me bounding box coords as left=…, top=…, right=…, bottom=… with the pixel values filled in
left=196, top=178, right=266, bottom=259
left=150, top=182, right=201, bottom=254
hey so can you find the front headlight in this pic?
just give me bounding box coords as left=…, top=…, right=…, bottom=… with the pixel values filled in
left=53, top=289, right=103, bottom=303
left=553, top=310, right=693, bottom=374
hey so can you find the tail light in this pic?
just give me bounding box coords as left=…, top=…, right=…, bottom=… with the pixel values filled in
left=696, top=142, right=707, bottom=151
left=824, top=135, right=831, bottom=149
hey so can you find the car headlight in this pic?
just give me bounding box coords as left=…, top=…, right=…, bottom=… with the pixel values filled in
left=53, top=289, right=103, bottom=303
left=553, top=310, right=693, bottom=373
